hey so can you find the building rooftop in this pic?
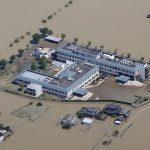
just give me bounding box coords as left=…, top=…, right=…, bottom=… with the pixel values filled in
left=27, top=83, right=42, bottom=90
left=51, top=62, right=95, bottom=88
left=62, top=43, right=101, bottom=56
left=45, top=36, right=62, bottom=43
left=57, top=42, right=146, bottom=67
left=52, top=60, right=66, bottom=67
left=16, top=62, right=97, bottom=90
left=116, top=75, right=130, bottom=83
left=20, top=70, right=54, bottom=83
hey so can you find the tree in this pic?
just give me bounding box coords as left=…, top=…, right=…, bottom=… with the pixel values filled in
left=41, top=19, right=47, bottom=23
left=20, top=35, right=25, bottom=39
left=114, top=49, right=118, bottom=54
left=14, top=38, right=19, bottom=43
left=31, top=62, right=37, bottom=71
left=88, top=40, right=91, bottom=46
left=48, top=29, right=53, bottom=35
left=9, top=43, right=13, bottom=47
left=39, top=56, right=47, bottom=69
left=121, top=53, right=124, bottom=57
left=148, top=59, right=150, bottom=64
left=0, top=59, right=7, bottom=69
left=26, top=44, right=29, bottom=50
left=36, top=102, right=43, bottom=106
left=32, top=33, right=41, bottom=44
left=61, top=33, right=66, bottom=39
left=18, top=49, right=24, bottom=57
left=141, top=57, right=144, bottom=61
left=68, top=0, right=73, bottom=4
left=146, top=13, right=150, bottom=18
left=26, top=31, right=31, bottom=36
left=18, top=87, right=23, bottom=91
left=74, top=37, right=78, bottom=43
left=100, top=45, right=104, bottom=49
left=127, top=53, right=131, bottom=58
left=10, top=54, right=16, bottom=63
left=47, top=15, right=53, bottom=20
left=40, top=27, right=49, bottom=36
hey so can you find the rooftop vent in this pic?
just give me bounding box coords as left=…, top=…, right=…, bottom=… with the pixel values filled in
left=68, top=77, right=74, bottom=81
left=67, top=44, right=78, bottom=50
left=78, top=70, right=82, bottom=73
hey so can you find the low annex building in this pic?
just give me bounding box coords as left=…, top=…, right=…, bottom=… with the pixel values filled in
left=33, top=47, right=55, bottom=59
left=45, top=36, right=62, bottom=44
left=15, top=62, right=99, bottom=99
left=26, top=83, right=43, bottom=97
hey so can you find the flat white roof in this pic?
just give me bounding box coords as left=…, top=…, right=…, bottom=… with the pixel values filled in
left=52, top=60, right=65, bottom=66
left=27, top=83, right=42, bottom=89
left=82, top=118, right=93, bottom=124
left=35, top=48, right=52, bottom=54
left=0, top=136, right=4, bottom=142
left=45, top=36, right=62, bottom=42
left=21, top=71, right=53, bottom=83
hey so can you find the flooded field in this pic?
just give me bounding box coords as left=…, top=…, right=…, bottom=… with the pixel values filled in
left=0, top=0, right=150, bottom=60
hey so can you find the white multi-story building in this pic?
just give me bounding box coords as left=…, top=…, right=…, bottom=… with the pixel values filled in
left=15, top=62, right=99, bottom=99
left=33, top=47, right=55, bottom=59
left=26, top=83, right=43, bottom=97
left=54, top=42, right=149, bottom=81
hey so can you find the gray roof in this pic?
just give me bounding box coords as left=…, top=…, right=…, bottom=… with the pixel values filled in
left=51, top=63, right=94, bottom=88
left=74, top=88, right=88, bottom=96
left=45, top=36, right=62, bottom=43
left=15, top=62, right=97, bottom=91
left=62, top=43, right=101, bottom=56
left=116, top=75, right=130, bottom=83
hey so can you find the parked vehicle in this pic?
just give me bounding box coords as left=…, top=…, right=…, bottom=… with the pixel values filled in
left=114, top=115, right=125, bottom=125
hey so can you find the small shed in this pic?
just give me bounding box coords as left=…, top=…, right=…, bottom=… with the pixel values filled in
left=45, top=36, right=62, bottom=43
left=116, top=75, right=130, bottom=83
left=82, top=118, right=93, bottom=126
left=61, top=114, right=78, bottom=126
left=74, top=88, right=88, bottom=97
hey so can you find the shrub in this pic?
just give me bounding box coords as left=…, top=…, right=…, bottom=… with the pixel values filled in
left=143, top=97, right=149, bottom=101
left=36, top=102, right=43, bottom=106
left=112, top=129, right=119, bottom=137
left=146, top=13, right=150, bottom=18
left=68, top=0, right=73, bottom=4
left=18, top=87, right=23, bottom=91
left=31, top=62, right=38, bottom=71
left=14, top=38, right=20, bottom=43
left=41, top=19, right=47, bottom=23
left=32, top=33, right=42, bottom=44
left=5, top=126, right=11, bottom=132
left=61, top=33, right=66, bottom=39
left=20, top=35, right=25, bottom=39
left=53, top=12, right=57, bottom=15
left=26, top=31, right=31, bottom=35
left=9, top=43, right=13, bottom=47
left=58, top=9, right=62, bottom=12
left=29, top=102, right=33, bottom=105
left=64, top=4, right=69, bottom=7
left=47, top=15, right=53, bottom=20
